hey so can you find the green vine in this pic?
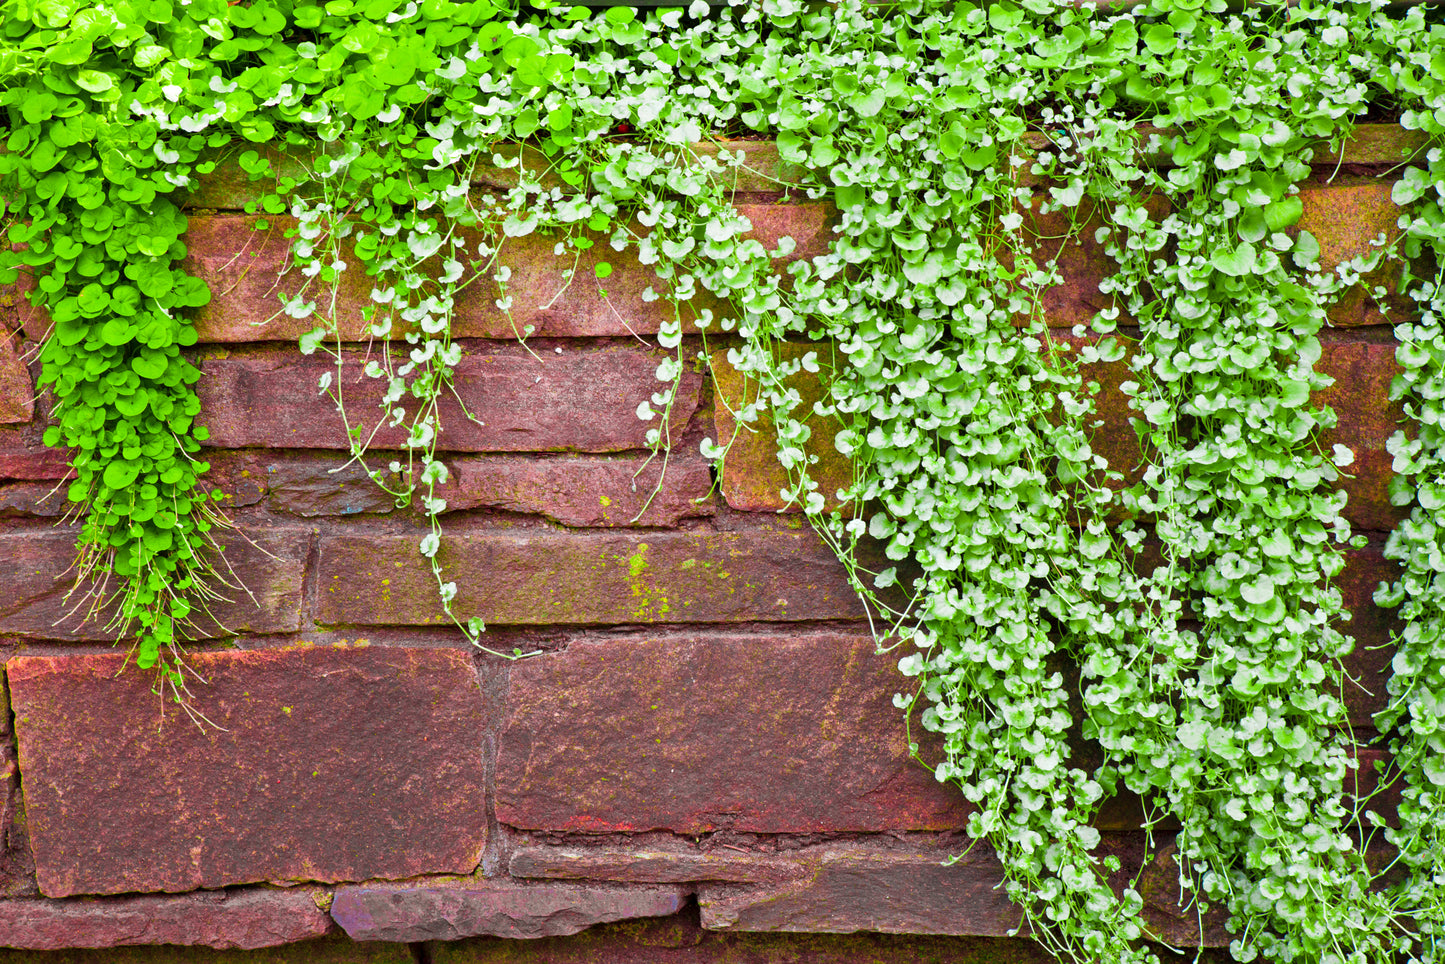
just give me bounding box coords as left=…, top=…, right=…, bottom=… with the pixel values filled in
left=2, top=0, right=1444, bottom=960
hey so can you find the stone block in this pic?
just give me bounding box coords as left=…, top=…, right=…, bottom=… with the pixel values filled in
left=330, top=879, right=684, bottom=942
left=8, top=645, right=487, bottom=897
left=316, top=524, right=865, bottom=627
left=1316, top=337, right=1405, bottom=532
left=0, top=888, right=333, bottom=950
left=710, top=344, right=854, bottom=514
left=494, top=633, right=967, bottom=835
left=196, top=344, right=699, bottom=454
left=0, top=523, right=308, bottom=640
left=508, top=845, right=803, bottom=885
left=1296, top=180, right=1412, bottom=326
left=0, top=938, right=410, bottom=963
left=443, top=454, right=715, bottom=527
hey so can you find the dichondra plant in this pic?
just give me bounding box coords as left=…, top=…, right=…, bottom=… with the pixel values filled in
left=2, top=0, right=1443, bottom=960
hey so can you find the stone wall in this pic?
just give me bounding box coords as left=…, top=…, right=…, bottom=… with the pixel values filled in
left=0, top=126, right=1418, bottom=960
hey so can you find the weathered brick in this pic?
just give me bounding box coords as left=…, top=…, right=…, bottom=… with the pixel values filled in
left=196, top=344, right=699, bottom=454
left=260, top=454, right=402, bottom=518
left=428, top=916, right=1069, bottom=964
left=0, top=523, right=307, bottom=641
left=8, top=645, right=487, bottom=897
left=315, top=524, right=865, bottom=627
left=710, top=344, right=853, bottom=513
left=509, top=845, right=804, bottom=885
left=698, top=847, right=1019, bottom=938
left=0, top=678, right=32, bottom=900
left=700, top=839, right=1227, bottom=947
left=0, top=425, right=70, bottom=481
left=1311, top=123, right=1432, bottom=167
left=0, top=333, right=31, bottom=426
left=187, top=203, right=829, bottom=343
left=0, top=888, right=334, bottom=950
left=443, top=454, right=715, bottom=527
left=1296, top=180, right=1410, bottom=327
left=1317, top=337, right=1405, bottom=532
left=0, top=938, right=412, bottom=964
left=1338, top=547, right=1402, bottom=727
left=330, top=879, right=684, bottom=942
left=494, top=633, right=966, bottom=835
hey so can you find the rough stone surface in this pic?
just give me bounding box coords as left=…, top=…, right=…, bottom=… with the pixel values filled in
left=1339, top=546, right=1402, bottom=726
left=443, top=454, right=716, bottom=527
left=261, top=454, right=403, bottom=517
left=699, top=840, right=1227, bottom=946
left=330, top=879, right=685, bottom=942
left=186, top=203, right=830, bottom=343
left=697, top=847, right=1020, bottom=937
left=711, top=344, right=854, bottom=514
left=0, top=425, right=71, bottom=481
left=1317, top=336, right=1405, bottom=532
left=494, top=633, right=968, bottom=834
left=0, top=939, right=413, bottom=963
left=196, top=344, right=700, bottom=454
left=429, top=914, right=1076, bottom=964
left=0, top=523, right=308, bottom=640
left=1311, top=123, right=1431, bottom=166
left=316, top=524, right=865, bottom=627
left=0, top=680, right=33, bottom=900
left=8, top=645, right=487, bottom=897
left=0, top=334, right=31, bottom=425
left=1296, top=180, right=1411, bottom=327
left=509, top=846, right=804, bottom=885
left=0, top=888, right=334, bottom=950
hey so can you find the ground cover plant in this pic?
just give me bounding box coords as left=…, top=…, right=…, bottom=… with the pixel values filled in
left=1, top=0, right=1444, bottom=960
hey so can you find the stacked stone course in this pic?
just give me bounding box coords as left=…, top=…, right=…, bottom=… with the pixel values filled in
left=0, top=126, right=1417, bottom=961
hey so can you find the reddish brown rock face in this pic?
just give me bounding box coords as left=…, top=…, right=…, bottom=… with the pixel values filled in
left=493, top=633, right=970, bottom=835
left=196, top=344, right=699, bottom=454
left=0, top=888, right=335, bottom=950
left=7, top=645, right=489, bottom=897
left=316, top=525, right=866, bottom=627
left=330, top=879, right=686, bottom=942
left=0, top=524, right=309, bottom=641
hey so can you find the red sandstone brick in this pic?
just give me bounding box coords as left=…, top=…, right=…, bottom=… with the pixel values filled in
left=7, top=645, right=488, bottom=897
left=0, top=523, right=308, bottom=640
left=1296, top=181, right=1411, bottom=326
left=493, top=632, right=967, bottom=835
left=0, top=333, right=31, bottom=425
left=1338, top=547, right=1402, bottom=727
left=330, top=879, right=685, bottom=943
left=315, top=524, right=866, bottom=627
left=0, top=937, right=411, bottom=963
left=195, top=343, right=699, bottom=454
left=1317, top=338, right=1405, bottom=532
left=443, top=454, right=716, bottom=527
left=186, top=203, right=830, bottom=343
left=508, top=844, right=805, bottom=885
left=710, top=344, right=854, bottom=513
left=0, top=888, right=334, bottom=950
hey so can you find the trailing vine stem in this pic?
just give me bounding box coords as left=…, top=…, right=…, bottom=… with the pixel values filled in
left=3, top=0, right=1445, bottom=960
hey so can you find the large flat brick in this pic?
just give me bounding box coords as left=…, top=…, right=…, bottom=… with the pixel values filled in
left=0, top=425, right=71, bottom=481
left=699, top=840, right=1227, bottom=946
left=698, top=847, right=1019, bottom=937
left=494, top=633, right=967, bottom=835
left=1339, top=547, right=1402, bottom=727
left=0, top=333, right=31, bottom=425
left=1317, top=337, right=1405, bottom=532
left=443, top=454, right=716, bottom=527
left=186, top=202, right=829, bottom=343
left=8, top=645, right=487, bottom=897
left=711, top=344, right=854, bottom=513
left=196, top=344, right=699, bottom=453
left=330, top=879, right=684, bottom=942
left=1296, top=180, right=1410, bottom=327
left=315, top=525, right=865, bottom=627
left=0, top=888, right=334, bottom=950
left=509, top=844, right=804, bottom=885
left=0, top=523, right=307, bottom=640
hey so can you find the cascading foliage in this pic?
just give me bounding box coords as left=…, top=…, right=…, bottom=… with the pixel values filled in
left=1, top=0, right=1443, bottom=960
